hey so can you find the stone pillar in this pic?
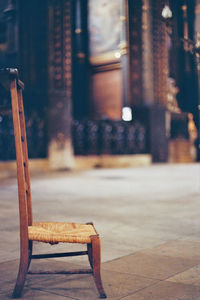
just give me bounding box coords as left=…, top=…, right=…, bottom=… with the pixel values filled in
left=48, top=0, right=74, bottom=170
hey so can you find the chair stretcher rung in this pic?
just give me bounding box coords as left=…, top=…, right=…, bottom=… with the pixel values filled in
left=28, top=269, right=92, bottom=275
left=31, top=250, right=88, bottom=259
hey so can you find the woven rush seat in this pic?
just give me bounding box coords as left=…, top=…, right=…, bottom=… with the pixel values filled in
left=28, top=222, right=96, bottom=244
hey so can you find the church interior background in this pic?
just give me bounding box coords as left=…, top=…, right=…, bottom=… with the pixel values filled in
left=0, top=0, right=200, bottom=171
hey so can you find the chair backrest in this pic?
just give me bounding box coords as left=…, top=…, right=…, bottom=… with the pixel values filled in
left=0, top=69, right=32, bottom=241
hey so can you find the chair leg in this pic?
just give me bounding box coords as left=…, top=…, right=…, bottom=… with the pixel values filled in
left=28, top=241, right=33, bottom=270
left=12, top=246, right=30, bottom=298
left=87, top=243, right=93, bottom=269
left=91, top=235, right=107, bottom=299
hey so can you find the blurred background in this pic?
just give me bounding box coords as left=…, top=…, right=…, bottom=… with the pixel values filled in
left=0, top=0, right=200, bottom=172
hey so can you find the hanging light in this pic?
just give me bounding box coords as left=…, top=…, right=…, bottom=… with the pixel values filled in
left=162, top=5, right=172, bottom=20
left=161, top=4, right=173, bottom=36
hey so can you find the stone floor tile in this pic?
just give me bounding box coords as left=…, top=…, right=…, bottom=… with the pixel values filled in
left=180, top=234, right=200, bottom=243
left=1, top=289, right=76, bottom=299
left=121, top=281, right=200, bottom=300
left=140, top=240, right=200, bottom=260
left=0, top=260, right=19, bottom=294
left=31, top=273, right=100, bottom=300
left=0, top=259, right=85, bottom=295
left=37, top=269, right=157, bottom=300
left=167, top=264, right=200, bottom=286
left=102, top=253, right=200, bottom=280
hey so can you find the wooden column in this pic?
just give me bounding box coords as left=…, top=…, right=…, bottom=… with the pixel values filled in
left=129, top=0, right=143, bottom=106
left=72, top=0, right=89, bottom=120
left=152, top=0, right=169, bottom=105
left=129, top=0, right=169, bottom=161
left=141, top=0, right=154, bottom=105
left=129, top=0, right=154, bottom=106
left=48, top=0, right=74, bottom=170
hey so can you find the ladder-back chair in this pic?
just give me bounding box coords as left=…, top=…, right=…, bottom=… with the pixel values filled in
left=0, top=68, right=106, bottom=299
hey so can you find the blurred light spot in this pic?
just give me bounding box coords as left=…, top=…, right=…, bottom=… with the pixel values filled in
left=115, top=51, right=121, bottom=58
left=122, top=107, right=132, bottom=121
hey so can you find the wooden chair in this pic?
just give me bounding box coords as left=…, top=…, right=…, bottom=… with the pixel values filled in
left=0, top=68, right=106, bottom=299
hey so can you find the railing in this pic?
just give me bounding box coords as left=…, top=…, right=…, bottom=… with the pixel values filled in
left=72, top=119, right=147, bottom=156
left=0, top=113, right=147, bottom=160
left=0, top=110, right=47, bottom=160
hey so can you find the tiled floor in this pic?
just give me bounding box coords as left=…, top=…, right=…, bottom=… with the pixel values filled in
left=2, top=240, right=200, bottom=299
left=1, top=163, right=200, bottom=299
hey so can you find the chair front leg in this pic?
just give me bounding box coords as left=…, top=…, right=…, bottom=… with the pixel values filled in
left=28, top=240, right=33, bottom=269
left=91, top=235, right=107, bottom=299
left=87, top=243, right=93, bottom=269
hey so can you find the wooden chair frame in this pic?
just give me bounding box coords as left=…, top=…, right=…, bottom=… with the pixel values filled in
left=0, top=68, right=106, bottom=299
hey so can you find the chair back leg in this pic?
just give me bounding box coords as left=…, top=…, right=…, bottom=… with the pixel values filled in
left=12, top=250, right=29, bottom=298
left=9, top=77, right=31, bottom=298
left=91, top=236, right=107, bottom=298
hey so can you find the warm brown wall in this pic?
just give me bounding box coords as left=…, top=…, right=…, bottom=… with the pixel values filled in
left=90, top=67, right=122, bottom=120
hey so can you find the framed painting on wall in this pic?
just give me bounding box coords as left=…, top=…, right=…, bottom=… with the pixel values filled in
left=88, top=0, right=124, bottom=65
